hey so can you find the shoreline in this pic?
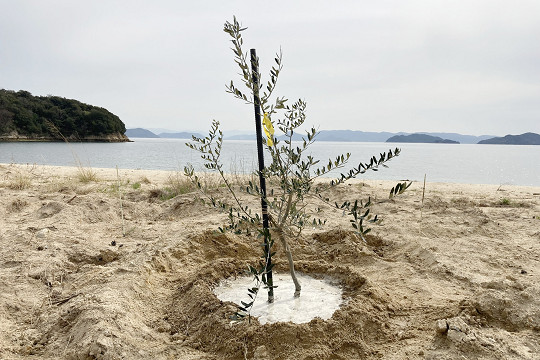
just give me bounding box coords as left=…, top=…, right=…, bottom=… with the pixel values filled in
left=2, top=162, right=540, bottom=192
left=2, top=139, right=539, bottom=187
left=0, top=138, right=131, bottom=143
left=0, top=130, right=130, bottom=142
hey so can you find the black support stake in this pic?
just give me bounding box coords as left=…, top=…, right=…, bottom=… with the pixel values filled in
left=250, top=48, right=274, bottom=303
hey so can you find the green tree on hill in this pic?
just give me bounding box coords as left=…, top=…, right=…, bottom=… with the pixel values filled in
left=0, top=89, right=126, bottom=140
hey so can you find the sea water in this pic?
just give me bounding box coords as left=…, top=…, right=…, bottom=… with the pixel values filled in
left=0, top=138, right=539, bottom=186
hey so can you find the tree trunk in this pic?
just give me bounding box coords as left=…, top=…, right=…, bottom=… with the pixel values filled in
left=276, top=229, right=301, bottom=297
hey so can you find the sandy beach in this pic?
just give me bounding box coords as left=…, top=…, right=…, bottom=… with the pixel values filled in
left=0, top=163, right=539, bottom=359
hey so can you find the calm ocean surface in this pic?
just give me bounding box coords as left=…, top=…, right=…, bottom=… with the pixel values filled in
left=1, top=138, right=539, bottom=186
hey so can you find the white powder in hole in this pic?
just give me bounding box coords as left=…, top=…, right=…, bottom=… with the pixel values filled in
left=214, top=273, right=343, bottom=324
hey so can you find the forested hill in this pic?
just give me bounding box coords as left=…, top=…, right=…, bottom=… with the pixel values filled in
left=477, top=132, right=540, bottom=145
left=386, top=133, right=459, bottom=144
left=0, top=89, right=129, bottom=142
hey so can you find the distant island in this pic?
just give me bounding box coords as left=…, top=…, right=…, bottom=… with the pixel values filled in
left=125, top=128, right=160, bottom=138
left=0, top=89, right=129, bottom=142
left=125, top=129, right=203, bottom=139
left=307, top=130, right=397, bottom=142
left=221, top=130, right=491, bottom=143
left=124, top=127, right=540, bottom=145
left=478, top=132, right=540, bottom=145
left=158, top=132, right=202, bottom=139
left=386, top=133, right=459, bottom=144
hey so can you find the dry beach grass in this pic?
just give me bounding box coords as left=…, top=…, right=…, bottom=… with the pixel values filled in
left=0, top=163, right=539, bottom=359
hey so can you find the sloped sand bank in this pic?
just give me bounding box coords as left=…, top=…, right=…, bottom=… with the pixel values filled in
left=1, top=163, right=539, bottom=359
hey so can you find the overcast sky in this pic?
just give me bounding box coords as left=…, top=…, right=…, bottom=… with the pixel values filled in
left=1, top=0, right=539, bottom=136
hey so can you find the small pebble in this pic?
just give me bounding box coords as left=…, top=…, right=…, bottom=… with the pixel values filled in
left=36, top=229, right=49, bottom=239
left=435, top=319, right=448, bottom=334
left=171, top=333, right=186, bottom=342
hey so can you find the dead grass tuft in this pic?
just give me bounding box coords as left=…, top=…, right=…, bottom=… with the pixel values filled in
left=8, top=173, right=32, bottom=190
left=494, top=197, right=532, bottom=208
left=167, top=173, right=195, bottom=194
left=76, top=167, right=98, bottom=183
left=148, top=173, right=196, bottom=201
